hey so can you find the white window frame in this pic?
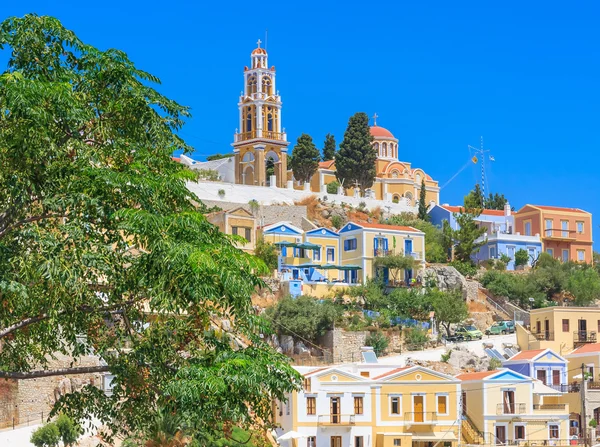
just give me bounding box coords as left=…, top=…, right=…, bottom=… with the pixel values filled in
left=411, top=393, right=427, bottom=420
left=490, top=246, right=497, bottom=259
left=435, top=393, right=449, bottom=416
left=514, top=423, right=527, bottom=441
left=561, top=220, right=569, bottom=237
left=548, top=423, right=560, bottom=439
left=313, top=248, right=321, bottom=261
left=389, top=395, right=402, bottom=416
left=525, top=221, right=532, bottom=236
left=327, top=246, right=335, bottom=263
left=545, top=219, right=553, bottom=237
left=562, top=249, right=569, bottom=262
left=578, top=250, right=585, bottom=262
left=393, top=439, right=401, bottom=447
left=307, top=437, right=316, bottom=447
left=577, top=221, right=584, bottom=234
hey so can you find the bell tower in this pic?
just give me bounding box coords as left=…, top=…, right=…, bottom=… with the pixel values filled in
left=232, top=40, right=289, bottom=187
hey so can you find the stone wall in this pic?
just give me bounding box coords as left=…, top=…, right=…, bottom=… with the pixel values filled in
left=318, top=328, right=403, bottom=363
left=200, top=200, right=309, bottom=229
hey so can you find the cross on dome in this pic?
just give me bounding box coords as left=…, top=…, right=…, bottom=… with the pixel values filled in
left=372, top=113, right=378, bottom=126
left=256, top=39, right=262, bottom=48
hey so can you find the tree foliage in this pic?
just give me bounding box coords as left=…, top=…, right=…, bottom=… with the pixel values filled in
left=31, top=423, right=61, bottom=447
left=514, top=249, right=529, bottom=267
left=326, top=181, right=340, bottom=195
left=364, top=331, right=389, bottom=354
left=290, top=133, right=320, bottom=184
left=254, top=238, right=278, bottom=271
left=417, top=179, right=429, bottom=221
left=452, top=210, right=486, bottom=263
left=335, top=112, right=376, bottom=194
left=374, top=254, right=416, bottom=282
left=206, top=153, right=234, bottom=161
left=484, top=192, right=509, bottom=210
left=0, top=14, right=300, bottom=441
left=383, top=213, right=448, bottom=263
left=55, top=414, right=81, bottom=447
left=464, top=184, right=484, bottom=210
left=322, top=133, right=336, bottom=161
left=431, top=290, right=468, bottom=336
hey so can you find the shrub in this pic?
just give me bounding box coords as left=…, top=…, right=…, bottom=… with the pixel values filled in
left=197, top=169, right=220, bottom=181
left=440, top=350, right=451, bottom=363
left=365, top=331, right=389, bottom=355
left=254, top=238, right=278, bottom=271
left=514, top=249, right=529, bottom=267
left=488, top=357, right=503, bottom=371
left=331, top=214, right=343, bottom=229
left=449, top=260, right=477, bottom=277
left=55, top=414, right=81, bottom=447
left=31, top=422, right=60, bottom=447
left=404, top=327, right=429, bottom=346
left=494, top=260, right=507, bottom=271
left=358, top=201, right=367, bottom=211
left=499, top=253, right=511, bottom=265
left=326, top=181, right=340, bottom=194
left=217, top=188, right=226, bottom=199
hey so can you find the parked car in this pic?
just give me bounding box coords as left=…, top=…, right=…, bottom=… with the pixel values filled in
left=455, top=325, right=484, bottom=340
left=486, top=321, right=515, bottom=335
left=442, top=332, right=464, bottom=343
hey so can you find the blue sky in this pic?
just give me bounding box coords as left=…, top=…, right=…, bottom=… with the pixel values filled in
left=2, top=1, right=599, bottom=245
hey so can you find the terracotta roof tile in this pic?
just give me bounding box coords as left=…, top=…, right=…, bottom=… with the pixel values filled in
left=455, top=370, right=498, bottom=381
left=373, top=367, right=411, bottom=380
left=303, top=367, right=330, bottom=377
left=319, top=160, right=335, bottom=169
left=569, top=343, right=600, bottom=355
left=509, top=349, right=546, bottom=361
left=440, top=205, right=505, bottom=216
left=532, top=205, right=589, bottom=213
left=370, top=125, right=395, bottom=138
left=350, top=221, right=421, bottom=233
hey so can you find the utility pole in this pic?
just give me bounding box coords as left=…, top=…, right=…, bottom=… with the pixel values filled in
left=582, top=363, right=588, bottom=447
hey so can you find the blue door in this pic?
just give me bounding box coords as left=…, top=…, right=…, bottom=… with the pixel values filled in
left=404, top=239, right=413, bottom=256
left=383, top=267, right=389, bottom=285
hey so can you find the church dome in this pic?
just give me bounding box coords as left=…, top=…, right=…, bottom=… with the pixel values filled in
left=370, top=125, right=395, bottom=139
left=252, top=47, right=267, bottom=55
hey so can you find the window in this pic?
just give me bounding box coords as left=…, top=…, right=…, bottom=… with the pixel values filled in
left=597, top=319, right=600, bottom=334
left=525, top=221, right=531, bottom=236
left=344, top=238, right=357, bottom=251
left=262, top=76, right=272, bottom=95
left=313, top=248, right=321, bottom=261
left=286, top=399, right=290, bottom=415
left=306, top=397, right=316, bottom=415
left=247, top=75, right=257, bottom=94
left=490, top=246, right=497, bottom=259
left=303, top=378, right=311, bottom=392
left=308, top=437, right=316, bottom=447
left=331, top=436, right=342, bottom=447
left=355, top=437, right=364, bottom=447
left=391, top=396, right=400, bottom=415
left=545, top=219, right=553, bottom=237
left=393, top=439, right=401, bottom=447
left=562, top=319, right=570, bottom=332
left=327, top=247, right=335, bottom=262
left=354, top=396, right=363, bottom=415
left=437, top=394, right=448, bottom=415
left=232, top=226, right=238, bottom=236
left=245, top=227, right=252, bottom=242
left=577, top=221, right=584, bottom=234
left=391, top=170, right=399, bottom=179
left=515, top=425, right=526, bottom=440
left=547, top=248, right=554, bottom=257
left=578, top=250, right=585, bottom=262
left=561, top=220, right=569, bottom=237
left=549, top=425, right=559, bottom=439
left=562, top=249, right=569, bottom=262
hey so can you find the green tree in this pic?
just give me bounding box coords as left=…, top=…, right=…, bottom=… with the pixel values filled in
left=383, top=214, right=447, bottom=263
left=0, top=15, right=300, bottom=442
left=441, top=220, right=453, bottom=261
left=566, top=267, right=600, bottom=306
left=452, top=210, right=486, bottom=263
left=326, top=180, right=340, bottom=195
left=254, top=238, right=278, bottom=271
left=431, top=290, right=468, bottom=336
left=55, top=414, right=81, bottom=447
left=31, top=423, right=60, bottom=447
left=335, top=112, right=376, bottom=195
left=386, top=288, right=433, bottom=320
left=322, top=133, right=336, bottom=161
left=464, top=184, right=484, bottom=210
left=417, top=179, right=429, bottom=221
left=206, top=152, right=234, bottom=161
left=484, top=192, right=509, bottom=210
left=373, top=254, right=416, bottom=283
left=248, top=199, right=260, bottom=216
left=514, top=249, right=529, bottom=268
left=290, top=133, right=320, bottom=184
left=365, top=331, right=389, bottom=355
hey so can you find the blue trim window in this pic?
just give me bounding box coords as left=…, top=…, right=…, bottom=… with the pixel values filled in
left=327, top=247, right=335, bottom=262
left=344, top=238, right=357, bottom=251
left=313, top=248, right=321, bottom=261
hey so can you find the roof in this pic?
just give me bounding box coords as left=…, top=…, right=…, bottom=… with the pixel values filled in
left=189, top=156, right=233, bottom=171
left=508, top=349, right=546, bottom=361
left=319, top=160, right=335, bottom=170
left=172, top=157, right=181, bottom=162
left=455, top=370, right=498, bottom=381
left=350, top=221, right=421, bottom=233
left=372, top=367, right=411, bottom=380
left=440, top=205, right=505, bottom=216
left=568, top=343, right=600, bottom=355
left=251, top=47, right=267, bottom=55
left=370, top=125, right=395, bottom=139
left=528, top=204, right=590, bottom=214
left=303, top=367, right=329, bottom=377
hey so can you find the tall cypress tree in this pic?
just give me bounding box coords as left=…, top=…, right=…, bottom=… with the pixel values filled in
left=290, top=133, right=320, bottom=184
left=418, top=178, right=429, bottom=221
left=322, top=133, right=336, bottom=161
left=464, top=184, right=484, bottom=210
left=335, top=112, right=376, bottom=194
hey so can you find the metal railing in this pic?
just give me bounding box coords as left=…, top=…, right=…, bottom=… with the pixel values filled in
left=493, top=440, right=583, bottom=446
left=317, top=414, right=356, bottom=425
left=588, top=381, right=600, bottom=390
left=496, top=403, right=526, bottom=415
left=533, top=403, right=567, bottom=410
left=533, top=331, right=554, bottom=341
left=574, top=331, right=597, bottom=344
left=0, top=411, right=46, bottom=430
left=404, top=412, right=437, bottom=423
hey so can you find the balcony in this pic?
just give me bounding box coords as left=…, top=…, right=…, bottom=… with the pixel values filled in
left=234, top=130, right=286, bottom=143
left=497, top=403, right=526, bottom=415
left=533, top=403, right=567, bottom=411
left=404, top=412, right=437, bottom=424
left=533, top=331, right=554, bottom=341
left=547, top=383, right=579, bottom=393
left=373, top=249, right=422, bottom=260
left=573, top=330, right=597, bottom=346
left=317, top=414, right=356, bottom=426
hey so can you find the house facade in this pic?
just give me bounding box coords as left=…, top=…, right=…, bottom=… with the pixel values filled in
left=502, top=348, right=568, bottom=390
left=206, top=206, right=257, bottom=252
left=514, top=205, right=593, bottom=263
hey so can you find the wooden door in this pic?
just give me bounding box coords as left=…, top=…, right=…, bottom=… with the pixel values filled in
left=536, top=369, right=547, bottom=384
left=495, top=426, right=507, bottom=445
left=330, top=436, right=342, bottom=447
left=536, top=321, right=541, bottom=334
left=503, top=390, right=515, bottom=414
left=414, top=395, right=424, bottom=422
left=579, top=319, right=588, bottom=341
left=544, top=320, right=550, bottom=339
left=553, top=370, right=561, bottom=386
left=330, top=397, right=340, bottom=424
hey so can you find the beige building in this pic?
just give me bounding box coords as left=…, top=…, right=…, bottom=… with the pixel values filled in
left=206, top=206, right=257, bottom=252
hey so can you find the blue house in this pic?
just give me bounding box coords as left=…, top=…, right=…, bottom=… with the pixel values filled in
left=428, top=204, right=510, bottom=232
left=503, top=348, right=568, bottom=391
left=473, top=231, right=542, bottom=270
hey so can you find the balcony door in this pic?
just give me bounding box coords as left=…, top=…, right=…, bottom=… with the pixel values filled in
left=579, top=319, right=588, bottom=341
left=536, top=369, right=547, bottom=384
left=553, top=370, right=561, bottom=386
left=502, top=390, right=515, bottom=414
left=496, top=425, right=507, bottom=445
left=330, top=397, right=340, bottom=424
left=330, top=437, right=342, bottom=447
left=404, top=239, right=413, bottom=256
left=413, top=395, right=424, bottom=422
left=544, top=320, right=550, bottom=340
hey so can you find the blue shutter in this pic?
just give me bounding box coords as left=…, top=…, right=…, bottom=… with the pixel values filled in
left=344, top=240, right=349, bottom=251
left=383, top=238, right=389, bottom=251
left=282, top=246, right=287, bottom=257
left=374, top=238, right=379, bottom=251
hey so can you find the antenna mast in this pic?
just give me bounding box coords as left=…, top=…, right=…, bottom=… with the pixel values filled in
left=468, top=136, right=494, bottom=199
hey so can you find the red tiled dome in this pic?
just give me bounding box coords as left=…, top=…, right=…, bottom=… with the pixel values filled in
left=370, top=125, right=394, bottom=138
left=252, top=48, right=267, bottom=55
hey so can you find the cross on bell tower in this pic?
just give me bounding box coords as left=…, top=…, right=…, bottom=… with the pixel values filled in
left=372, top=113, right=379, bottom=126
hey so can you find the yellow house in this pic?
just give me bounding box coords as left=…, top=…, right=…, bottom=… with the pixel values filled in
left=274, top=359, right=460, bottom=447
left=206, top=206, right=257, bottom=252
left=339, top=222, right=426, bottom=285
left=457, top=369, right=570, bottom=446
left=516, top=307, right=600, bottom=355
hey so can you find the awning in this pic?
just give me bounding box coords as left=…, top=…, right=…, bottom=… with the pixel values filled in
left=337, top=264, right=363, bottom=271
left=319, top=264, right=339, bottom=270
left=298, top=263, right=320, bottom=268
left=411, top=432, right=458, bottom=441
left=275, top=241, right=297, bottom=247
left=297, top=242, right=320, bottom=249
left=533, top=380, right=563, bottom=396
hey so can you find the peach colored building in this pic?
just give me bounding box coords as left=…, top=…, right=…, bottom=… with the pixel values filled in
left=514, top=205, right=593, bottom=263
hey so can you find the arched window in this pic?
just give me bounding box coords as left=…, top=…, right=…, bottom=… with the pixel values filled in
left=247, top=75, right=257, bottom=95
left=242, top=152, right=255, bottom=162
left=262, top=76, right=272, bottom=95
left=374, top=142, right=380, bottom=155
left=416, top=173, right=421, bottom=183
left=265, top=106, right=274, bottom=132
left=382, top=143, right=387, bottom=156
left=245, top=106, right=253, bottom=133
left=392, top=195, right=400, bottom=204
left=391, top=170, right=399, bottom=179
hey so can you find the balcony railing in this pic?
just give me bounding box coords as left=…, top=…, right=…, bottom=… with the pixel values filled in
left=533, top=331, right=554, bottom=341
left=317, top=414, right=355, bottom=426
left=546, top=383, right=579, bottom=393
left=373, top=249, right=422, bottom=260
left=234, top=130, right=286, bottom=142
left=573, top=330, right=597, bottom=345
left=497, top=403, right=526, bottom=415
left=533, top=403, right=567, bottom=411
left=404, top=412, right=437, bottom=423
left=374, top=248, right=391, bottom=257
left=588, top=381, right=600, bottom=390
left=495, top=440, right=583, bottom=446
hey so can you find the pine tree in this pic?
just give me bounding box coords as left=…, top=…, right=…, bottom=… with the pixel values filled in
left=322, top=133, right=336, bottom=161
left=452, top=210, right=486, bottom=263
left=335, top=112, right=376, bottom=195
left=290, top=133, right=320, bottom=184
left=418, top=178, right=429, bottom=221
left=464, top=184, right=484, bottom=210
left=484, top=192, right=509, bottom=210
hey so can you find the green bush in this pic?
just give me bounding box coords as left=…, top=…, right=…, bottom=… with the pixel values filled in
left=330, top=214, right=343, bottom=229
left=31, top=422, right=60, bottom=447
left=449, top=260, right=477, bottom=277
left=404, top=327, right=429, bottom=347
left=499, top=254, right=511, bottom=265
left=494, top=260, right=507, bottom=271
left=254, top=238, right=278, bottom=271
left=440, top=350, right=451, bottom=363
left=55, top=414, right=80, bottom=447
left=326, top=181, right=340, bottom=194
left=488, top=357, right=503, bottom=370
left=383, top=214, right=448, bottom=263
left=514, top=249, right=529, bottom=267
left=365, top=331, right=389, bottom=355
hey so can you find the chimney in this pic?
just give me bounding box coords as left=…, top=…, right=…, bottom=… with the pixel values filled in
left=504, top=202, right=511, bottom=217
